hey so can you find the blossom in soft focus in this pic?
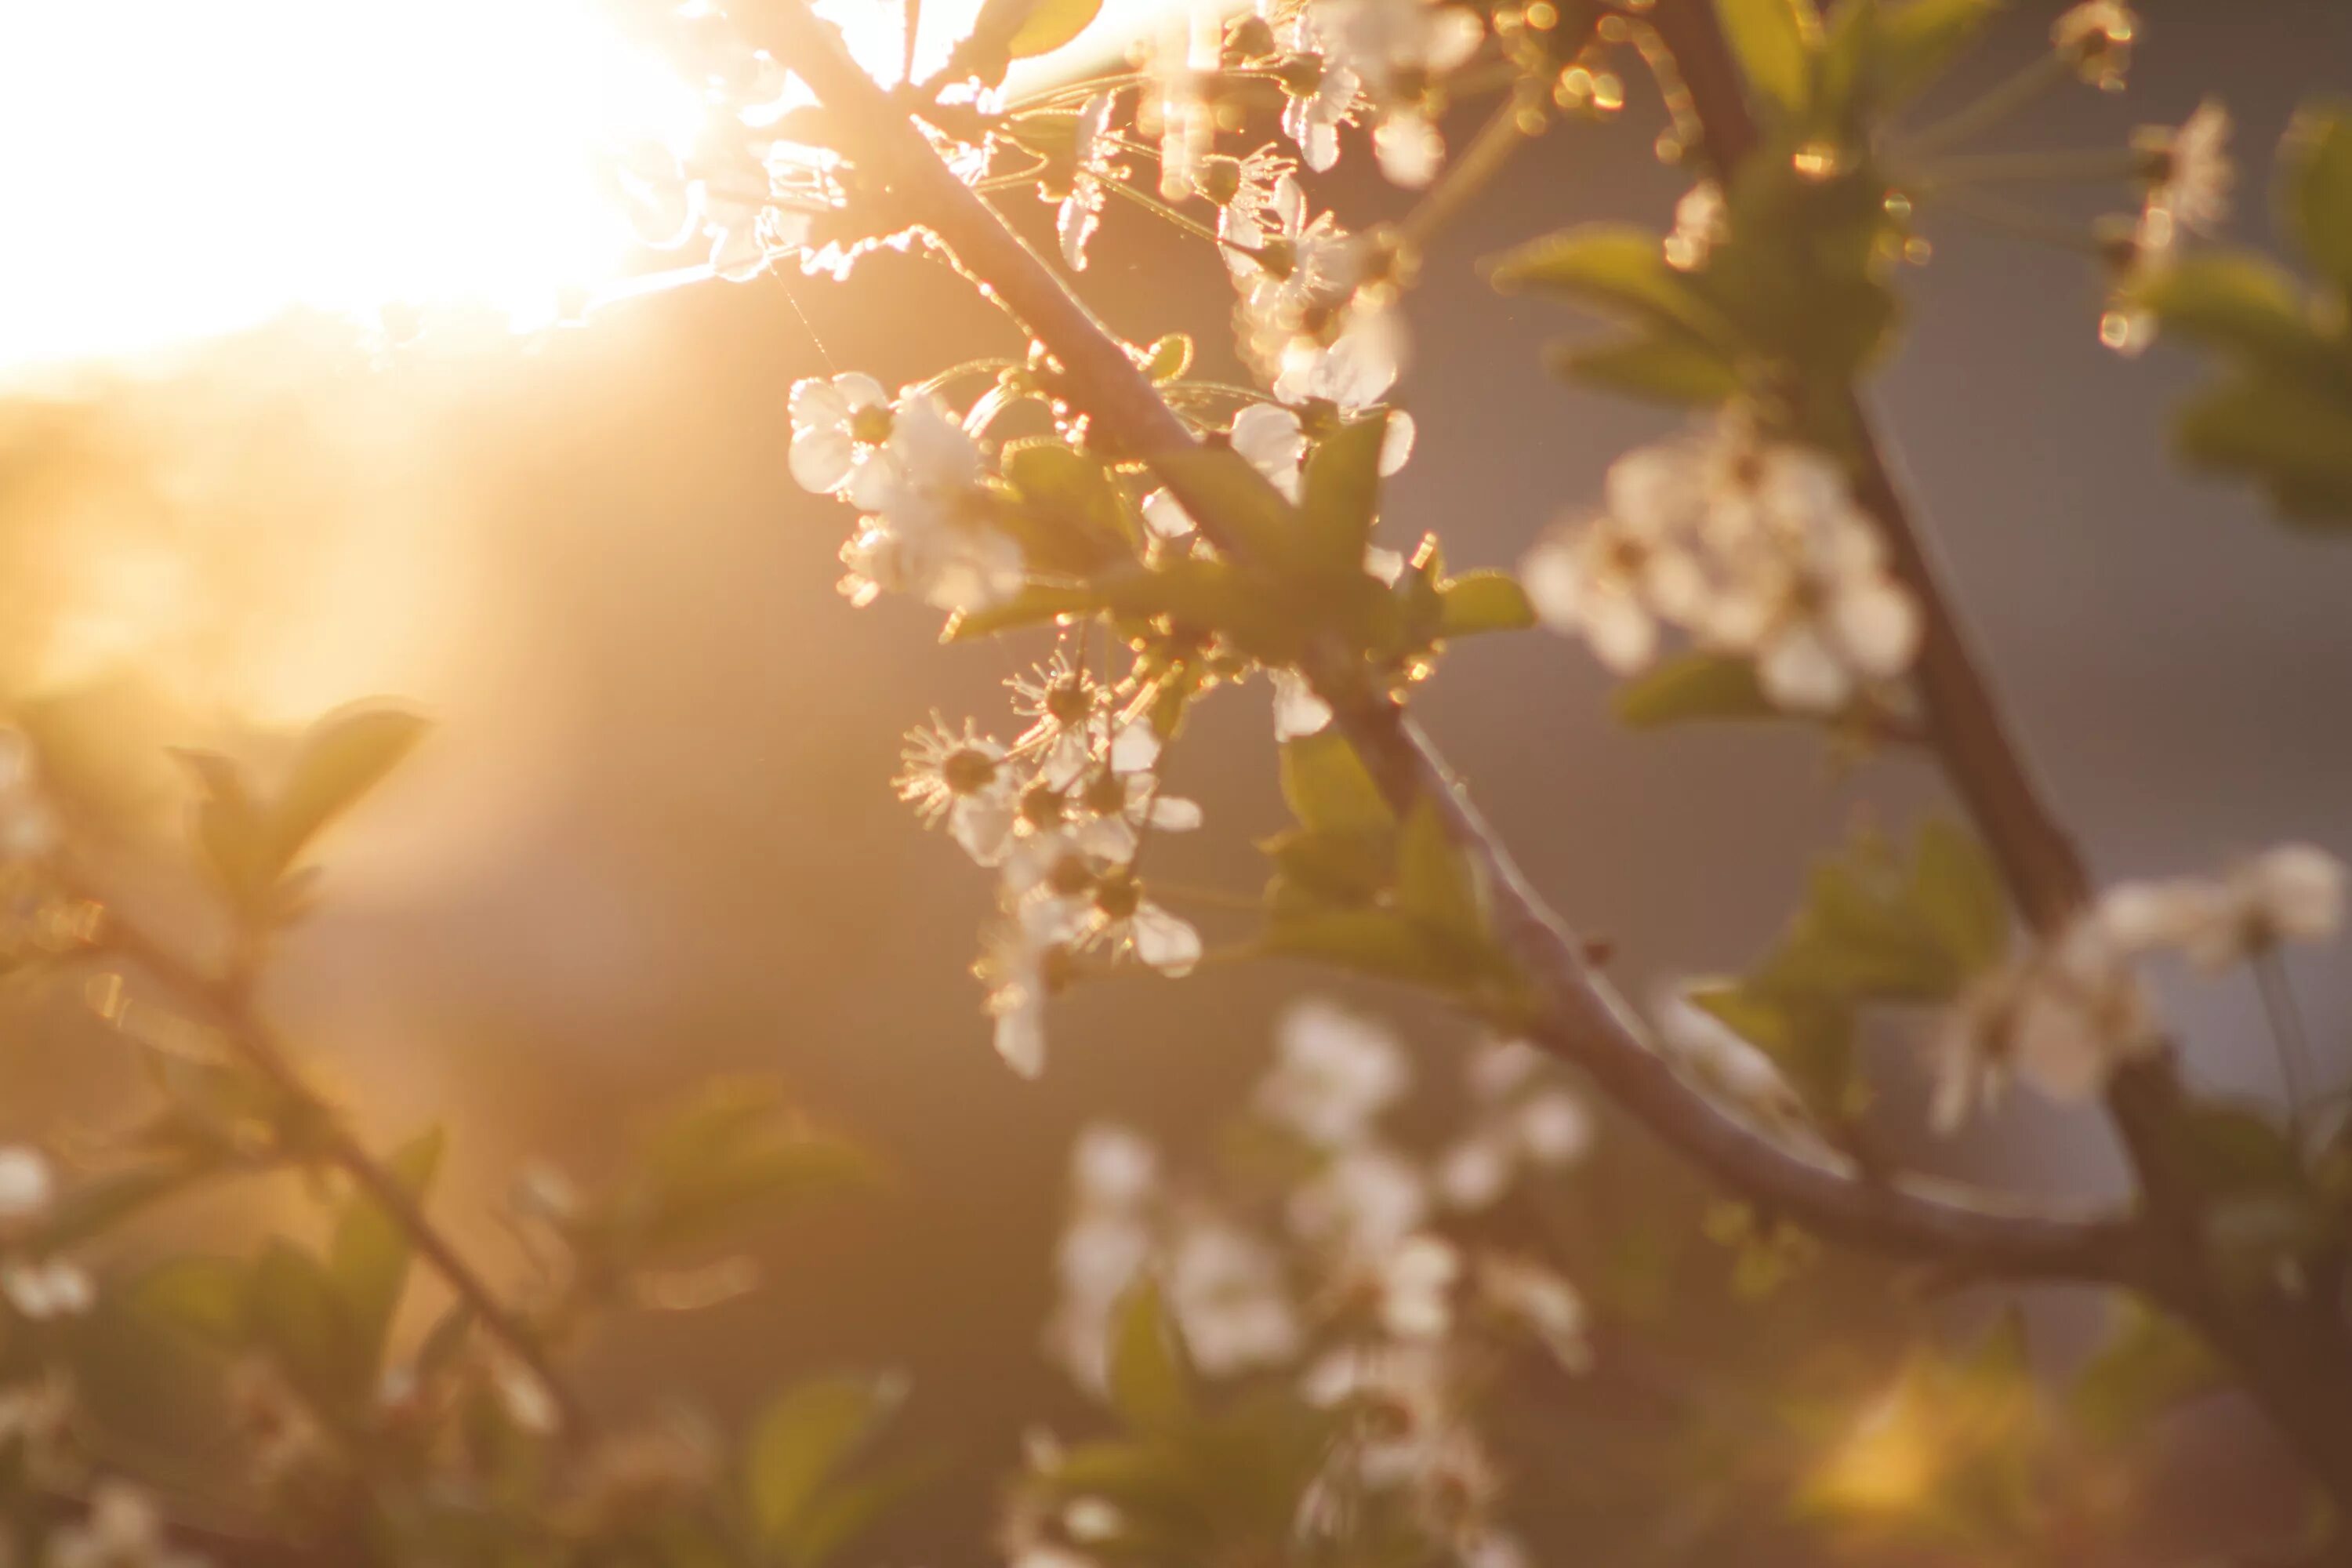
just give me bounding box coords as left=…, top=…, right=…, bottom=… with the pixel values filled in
left=2098, top=843, right=2344, bottom=974
left=1257, top=1000, right=1410, bottom=1148
left=1929, top=917, right=2159, bottom=1131
left=1525, top=420, right=1921, bottom=712
left=1166, top=1218, right=1304, bottom=1374
left=1435, top=1040, right=1592, bottom=1210
left=49, top=1482, right=203, bottom=1568
left=788, top=372, right=903, bottom=507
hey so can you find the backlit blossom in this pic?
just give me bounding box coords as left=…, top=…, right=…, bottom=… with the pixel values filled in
left=1058, top=91, right=1120, bottom=272
left=790, top=372, right=902, bottom=506
left=1377, top=1232, right=1461, bottom=1338
left=895, top=717, right=1021, bottom=865
left=1314, top=0, right=1483, bottom=186
left=1065, top=869, right=1203, bottom=975
left=1207, top=146, right=1301, bottom=252
left=1276, top=17, right=1361, bottom=172
left=978, top=917, right=1062, bottom=1077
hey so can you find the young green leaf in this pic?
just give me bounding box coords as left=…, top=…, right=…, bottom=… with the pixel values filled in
left=2287, top=102, right=2352, bottom=296
left=1871, top=0, right=1999, bottom=110
left=1435, top=571, right=1535, bottom=637
left=1907, top=819, right=2009, bottom=976
left=2071, top=1298, right=2223, bottom=1444
left=1489, top=225, right=1745, bottom=350
left=136, top=1255, right=252, bottom=1344
left=747, top=1371, right=909, bottom=1546
left=1278, top=731, right=1395, bottom=836
left=1297, top=412, right=1388, bottom=577
left=1548, top=332, right=1745, bottom=406
left=1714, top=0, right=1821, bottom=118
left=1006, top=0, right=1103, bottom=56
left=249, top=1240, right=365, bottom=1406
left=267, top=706, right=430, bottom=876
left=1395, top=799, right=1483, bottom=944
left=1611, top=654, right=1774, bottom=728
left=1107, top=1275, right=1193, bottom=1432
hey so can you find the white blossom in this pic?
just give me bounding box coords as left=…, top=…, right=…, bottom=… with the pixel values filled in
left=895, top=717, right=1022, bottom=866
left=1167, top=1218, right=1303, bottom=1374
left=1063, top=871, right=1203, bottom=976
left=1257, top=999, right=1410, bottom=1148
left=1928, top=917, right=2158, bottom=1131
left=1475, top=1253, right=1589, bottom=1371
left=1435, top=1040, right=1590, bottom=1210
left=49, top=1483, right=203, bottom=1568
left=1058, top=92, right=1120, bottom=273
left=1377, top=1232, right=1461, bottom=1339
left=2098, top=844, right=2343, bottom=974
left=1290, top=1144, right=1428, bottom=1255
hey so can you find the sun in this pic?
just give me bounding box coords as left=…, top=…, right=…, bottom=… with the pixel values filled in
left=0, top=0, right=1101, bottom=380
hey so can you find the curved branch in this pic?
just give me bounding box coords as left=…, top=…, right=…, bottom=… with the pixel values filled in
left=78, top=892, right=592, bottom=1440
left=751, top=0, right=2151, bottom=1289
left=1632, top=0, right=2352, bottom=1508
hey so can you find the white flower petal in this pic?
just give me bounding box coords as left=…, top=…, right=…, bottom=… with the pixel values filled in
left=1130, top=902, right=1202, bottom=975
left=1377, top=409, right=1416, bottom=475
left=788, top=426, right=857, bottom=494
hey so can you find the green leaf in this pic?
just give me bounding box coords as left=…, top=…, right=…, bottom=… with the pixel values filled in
left=328, top=1127, right=445, bottom=1375
left=2125, top=252, right=2327, bottom=368
left=1260, top=909, right=1462, bottom=987
left=249, top=1240, right=364, bottom=1405
left=1107, top=1276, right=1192, bottom=1431
left=2287, top=102, right=2352, bottom=296
left=1490, top=225, right=1745, bottom=350
left=2071, top=1299, right=2223, bottom=1444
left=1688, top=982, right=1854, bottom=1116
left=1006, top=0, right=1103, bottom=56
left=1714, top=0, right=1820, bottom=116
left=175, top=749, right=272, bottom=907
left=1003, top=441, right=1136, bottom=572
left=747, top=1372, right=908, bottom=1546
left=1871, top=0, right=1999, bottom=109
left=137, top=1255, right=250, bottom=1344
left=2172, top=372, right=2352, bottom=524
left=1395, top=799, right=1482, bottom=942
left=1435, top=571, right=1535, bottom=637
left=1278, top=731, right=1395, bottom=836
left=777, top=1457, right=936, bottom=1568
left=1548, top=332, right=1745, bottom=405
left=1907, top=820, right=2009, bottom=976
left=1778, top=853, right=1958, bottom=999
left=1611, top=653, right=1773, bottom=728
left=1261, top=827, right=1392, bottom=909
left=267, top=706, right=430, bottom=875
left=1149, top=442, right=1295, bottom=561
left=1297, top=413, right=1387, bottom=576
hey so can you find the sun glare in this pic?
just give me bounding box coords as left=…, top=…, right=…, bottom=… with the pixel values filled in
left=0, top=0, right=1069, bottom=379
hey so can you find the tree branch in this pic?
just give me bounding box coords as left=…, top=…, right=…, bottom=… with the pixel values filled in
left=78, top=892, right=593, bottom=1441
left=748, top=0, right=2152, bottom=1290
left=1632, top=0, right=2352, bottom=1510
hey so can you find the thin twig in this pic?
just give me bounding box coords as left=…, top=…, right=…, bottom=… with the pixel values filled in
left=78, top=895, right=593, bottom=1440
left=1637, top=0, right=2352, bottom=1510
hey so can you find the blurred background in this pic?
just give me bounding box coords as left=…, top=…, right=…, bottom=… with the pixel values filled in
left=2, top=0, right=2349, bottom=1558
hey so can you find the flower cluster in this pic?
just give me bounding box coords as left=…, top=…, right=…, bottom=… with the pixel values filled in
left=1029, top=1003, right=1593, bottom=1568
left=1930, top=844, right=2344, bottom=1128
left=787, top=372, right=1026, bottom=612
left=1521, top=417, right=1923, bottom=713
left=894, top=652, right=1207, bottom=1076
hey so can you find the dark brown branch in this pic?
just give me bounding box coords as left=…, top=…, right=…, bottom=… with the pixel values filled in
left=1633, top=0, right=2352, bottom=1511
left=78, top=894, right=592, bottom=1440
left=749, top=0, right=2151, bottom=1289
